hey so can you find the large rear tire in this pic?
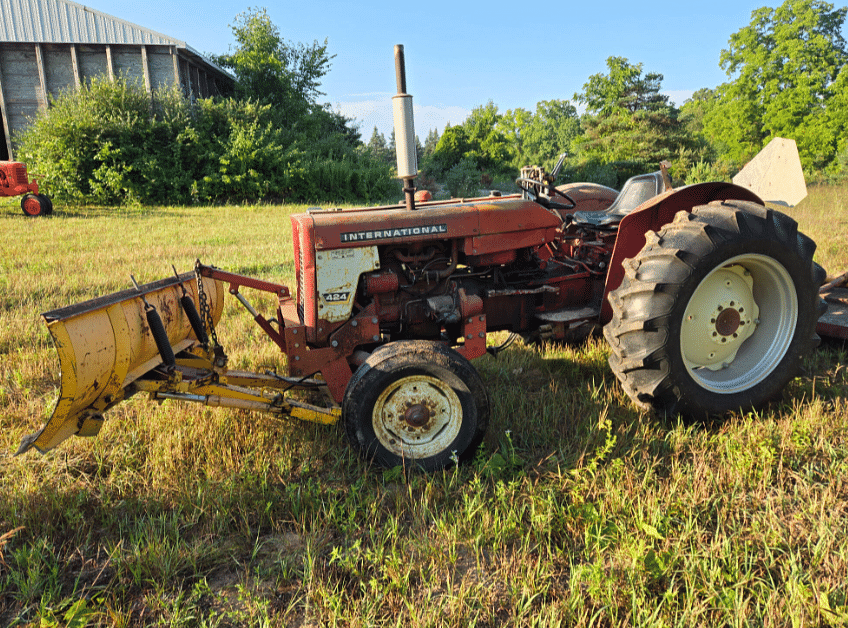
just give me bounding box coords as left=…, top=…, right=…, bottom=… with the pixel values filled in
left=343, top=341, right=489, bottom=471
left=605, top=200, right=825, bottom=419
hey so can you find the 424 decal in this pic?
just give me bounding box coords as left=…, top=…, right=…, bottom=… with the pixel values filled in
left=322, top=292, right=351, bottom=302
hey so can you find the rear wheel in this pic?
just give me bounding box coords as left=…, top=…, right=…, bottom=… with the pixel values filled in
left=21, top=193, right=51, bottom=217
left=605, top=200, right=824, bottom=419
left=39, top=194, right=53, bottom=215
left=343, top=341, right=489, bottom=471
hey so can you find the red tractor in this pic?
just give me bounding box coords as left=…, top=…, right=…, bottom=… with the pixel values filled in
left=0, top=160, right=52, bottom=216
left=17, top=47, right=832, bottom=472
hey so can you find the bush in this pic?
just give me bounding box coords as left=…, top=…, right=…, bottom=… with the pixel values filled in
left=16, top=76, right=394, bottom=205
left=683, top=160, right=733, bottom=185
left=444, top=156, right=481, bottom=198
left=562, top=161, right=618, bottom=189
left=16, top=77, right=156, bottom=202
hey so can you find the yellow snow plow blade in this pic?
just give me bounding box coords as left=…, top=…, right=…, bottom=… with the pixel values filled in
left=17, top=272, right=224, bottom=455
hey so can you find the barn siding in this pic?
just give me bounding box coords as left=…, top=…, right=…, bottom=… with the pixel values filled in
left=0, top=0, right=234, bottom=158
left=0, top=41, right=232, bottom=158
left=43, top=44, right=73, bottom=99
left=77, top=43, right=106, bottom=82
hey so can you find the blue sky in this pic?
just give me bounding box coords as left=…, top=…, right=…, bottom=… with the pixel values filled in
left=80, top=0, right=847, bottom=140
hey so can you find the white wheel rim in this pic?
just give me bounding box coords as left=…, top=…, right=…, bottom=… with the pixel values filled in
left=373, top=374, right=462, bottom=459
left=680, top=254, right=797, bottom=394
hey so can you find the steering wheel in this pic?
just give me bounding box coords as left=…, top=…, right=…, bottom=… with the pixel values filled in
left=515, top=177, right=576, bottom=210
left=551, top=186, right=577, bottom=210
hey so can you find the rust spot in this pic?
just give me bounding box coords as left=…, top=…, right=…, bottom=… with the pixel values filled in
left=716, top=308, right=741, bottom=336
left=160, top=300, right=175, bottom=325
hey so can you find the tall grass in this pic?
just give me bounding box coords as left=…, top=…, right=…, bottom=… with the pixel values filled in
left=0, top=184, right=846, bottom=626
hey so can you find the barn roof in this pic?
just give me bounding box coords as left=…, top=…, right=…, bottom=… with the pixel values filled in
left=0, top=0, right=186, bottom=46
left=0, top=0, right=232, bottom=77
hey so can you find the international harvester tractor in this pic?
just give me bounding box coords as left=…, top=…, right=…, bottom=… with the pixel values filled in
left=17, top=47, right=842, bottom=471
left=0, top=160, right=52, bottom=216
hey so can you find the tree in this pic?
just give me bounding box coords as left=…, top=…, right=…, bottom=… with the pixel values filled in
left=463, top=101, right=511, bottom=172
left=679, top=88, right=717, bottom=140
left=575, top=56, right=669, bottom=116
left=703, top=0, right=848, bottom=171
left=572, top=57, right=694, bottom=183
left=212, top=8, right=333, bottom=122
left=522, top=100, right=582, bottom=168
left=496, top=107, right=533, bottom=167
left=577, top=109, right=696, bottom=171
left=423, top=128, right=440, bottom=157
left=428, top=101, right=513, bottom=176
left=367, top=126, right=391, bottom=163
left=430, top=124, right=471, bottom=175
left=497, top=102, right=581, bottom=170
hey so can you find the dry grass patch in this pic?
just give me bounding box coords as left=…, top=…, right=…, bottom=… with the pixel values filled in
left=1, top=188, right=847, bottom=626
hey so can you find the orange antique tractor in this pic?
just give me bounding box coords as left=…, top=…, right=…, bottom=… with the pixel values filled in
left=0, top=160, right=52, bottom=216
left=16, top=47, right=843, bottom=471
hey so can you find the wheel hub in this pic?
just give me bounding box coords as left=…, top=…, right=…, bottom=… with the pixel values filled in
left=404, top=403, right=431, bottom=428
left=682, top=264, right=759, bottom=371
left=715, top=307, right=741, bottom=336
left=373, top=374, right=462, bottom=457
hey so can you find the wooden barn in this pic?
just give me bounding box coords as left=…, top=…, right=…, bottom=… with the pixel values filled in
left=0, top=0, right=235, bottom=159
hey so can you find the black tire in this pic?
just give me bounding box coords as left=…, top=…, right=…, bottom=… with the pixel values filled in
left=604, top=200, right=824, bottom=419
left=21, top=193, right=50, bottom=217
left=38, top=194, right=53, bottom=215
left=343, top=340, right=489, bottom=471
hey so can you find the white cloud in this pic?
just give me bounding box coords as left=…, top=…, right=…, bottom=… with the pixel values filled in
left=664, top=90, right=695, bottom=107
left=416, top=104, right=471, bottom=137
left=330, top=97, right=470, bottom=141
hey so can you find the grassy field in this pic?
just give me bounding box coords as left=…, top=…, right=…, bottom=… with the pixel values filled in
left=1, top=185, right=847, bottom=627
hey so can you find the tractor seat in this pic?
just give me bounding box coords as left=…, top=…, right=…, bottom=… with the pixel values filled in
left=571, top=171, right=666, bottom=228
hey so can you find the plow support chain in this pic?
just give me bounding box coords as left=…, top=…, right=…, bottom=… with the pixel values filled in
left=17, top=272, right=224, bottom=455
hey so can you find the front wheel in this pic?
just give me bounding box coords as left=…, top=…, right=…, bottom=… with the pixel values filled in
left=605, top=200, right=825, bottom=419
left=21, top=193, right=51, bottom=216
left=343, top=341, right=489, bottom=471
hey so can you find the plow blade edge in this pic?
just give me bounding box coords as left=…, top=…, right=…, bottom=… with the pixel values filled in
left=17, top=272, right=224, bottom=455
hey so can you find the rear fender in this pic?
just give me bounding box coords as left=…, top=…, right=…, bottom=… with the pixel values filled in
left=601, top=182, right=764, bottom=324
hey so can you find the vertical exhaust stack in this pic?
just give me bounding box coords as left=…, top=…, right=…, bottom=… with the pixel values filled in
left=393, top=44, right=418, bottom=210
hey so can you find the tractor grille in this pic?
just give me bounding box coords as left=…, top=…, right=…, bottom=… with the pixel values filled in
left=13, top=164, right=27, bottom=185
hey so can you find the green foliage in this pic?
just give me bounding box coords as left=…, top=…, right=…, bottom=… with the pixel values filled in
left=428, top=102, right=513, bottom=177
left=444, top=155, right=480, bottom=197
left=498, top=100, right=582, bottom=171
left=427, top=124, right=470, bottom=176
left=16, top=77, right=393, bottom=205
left=188, top=98, right=297, bottom=203
left=495, top=106, right=532, bottom=167
left=423, top=128, right=440, bottom=157
left=292, top=153, right=396, bottom=203
left=367, top=125, right=392, bottom=164
left=212, top=7, right=332, bottom=122
left=703, top=0, right=848, bottom=173
left=463, top=101, right=512, bottom=173
left=563, top=161, right=618, bottom=188
left=574, top=56, right=670, bottom=116
left=682, top=159, right=734, bottom=185
left=17, top=77, right=186, bottom=204
left=568, top=57, right=695, bottom=184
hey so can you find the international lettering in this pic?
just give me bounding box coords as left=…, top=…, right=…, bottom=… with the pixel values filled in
left=340, top=224, right=448, bottom=243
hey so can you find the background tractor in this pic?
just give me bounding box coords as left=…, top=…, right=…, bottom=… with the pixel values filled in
left=0, top=160, right=52, bottom=216
left=17, top=47, right=839, bottom=472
